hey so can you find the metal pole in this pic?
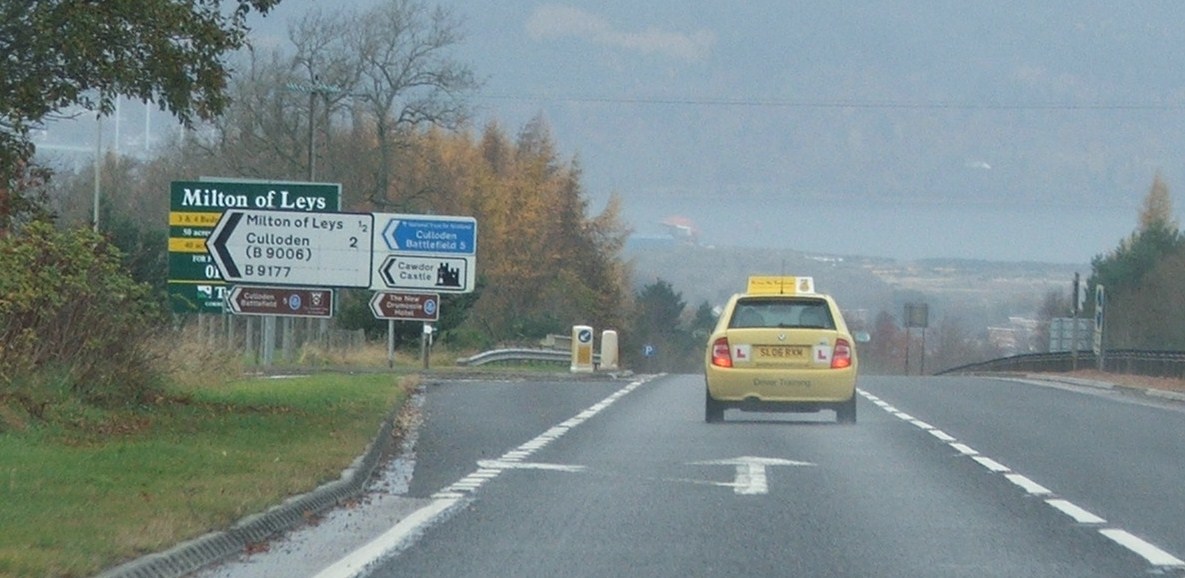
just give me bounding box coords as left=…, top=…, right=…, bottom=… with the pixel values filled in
left=263, top=315, right=275, bottom=367
left=308, top=88, right=316, bottom=181
left=421, top=323, right=431, bottom=370
left=387, top=319, right=395, bottom=369
left=93, top=115, right=102, bottom=231
left=920, top=327, right=926, bottom=375
left=1071, top=273, right=1080, bottom=371
left=282, top=316, right=293, bottom=363
left=247, top=317, right=257, bottom=365
left=1097, top=312, right=1106, bottom=372
left=904, top=327, right=911, bottom=376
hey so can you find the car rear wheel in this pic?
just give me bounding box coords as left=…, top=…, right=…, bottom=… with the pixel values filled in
left=705, top=389, right=725, bottom=423
left=836, top=393, right=857, bottom=424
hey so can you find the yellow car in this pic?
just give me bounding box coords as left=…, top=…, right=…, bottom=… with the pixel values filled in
left=704, top=276, right=862, bottom=423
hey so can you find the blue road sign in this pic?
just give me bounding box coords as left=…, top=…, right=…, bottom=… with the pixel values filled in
left=380, top=215, right=476, bottom=255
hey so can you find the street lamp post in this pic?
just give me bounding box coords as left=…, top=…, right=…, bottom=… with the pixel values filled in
left=286, top=76, right=344, bottom=183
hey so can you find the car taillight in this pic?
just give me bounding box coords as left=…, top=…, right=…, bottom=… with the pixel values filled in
left=832, top=338, right=852, bottom=369
left=711, top=337, right=733, bottom=368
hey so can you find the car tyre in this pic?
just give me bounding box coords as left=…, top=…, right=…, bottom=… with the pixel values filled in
left=836, top=393, right=857, bottom=424
left=705, top=389, right=725, bottom=423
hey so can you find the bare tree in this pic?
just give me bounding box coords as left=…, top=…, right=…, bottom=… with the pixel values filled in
left=346, top=0, right=479, bottom=208
left=930, top=315, right=980, bottom=373
left=193, top=0, right=477, bottom=206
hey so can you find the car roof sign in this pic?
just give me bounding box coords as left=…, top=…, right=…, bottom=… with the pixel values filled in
left=747, top=276, right=815, bottom=295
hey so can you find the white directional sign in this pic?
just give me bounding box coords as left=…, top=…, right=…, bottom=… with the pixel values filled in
left=207, top=209, right=374, bottom=288
left=372, top=213, right=477, bottom=292
left=376, top=254, right=473, bottom=293
left=690, top=456, right=816, bottom=495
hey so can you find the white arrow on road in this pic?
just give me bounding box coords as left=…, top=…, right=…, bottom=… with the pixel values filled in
left=477, top=460, right=586, bottom=473
left=689, top=456, right=816, bottom=495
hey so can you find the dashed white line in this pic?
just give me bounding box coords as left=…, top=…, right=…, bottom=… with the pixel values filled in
left=1046, top=499, right=1106, bottom=524
left=928, top=429, right=957, bottom=442
left=1100, top=529, right=1185, bottom=567
left=950, top=443, right=979, bottom=456
left=1004, top=473, right=1052, bottom=496
left=971, top=456, right=1010, bottom=473
left=860, top=387, right=1185, bottom=571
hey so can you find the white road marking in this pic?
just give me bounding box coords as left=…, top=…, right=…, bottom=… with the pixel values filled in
left=928, top=429, right=957, bottom=442
left=1099, top=529, right=1185, bottom=567
left=1004, top=473, right=1052, bottom=496
left=972, top=456, right=1010, bottom=472
left=1046, top=499, right=1106, bottom=524
left=317, top=376, right=651, bottom=578
left=313, top=497, right=461, bottom=578
left=689, top=456, right=816, bottom=495
left=859, top=386, right=1185, bottom=572
left=476, top=460, right=586, bottom=472
left=950, top=443, right=979, bottom=456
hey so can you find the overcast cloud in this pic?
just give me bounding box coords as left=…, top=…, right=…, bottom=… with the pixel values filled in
left=525, top=5, right=715, bottom=62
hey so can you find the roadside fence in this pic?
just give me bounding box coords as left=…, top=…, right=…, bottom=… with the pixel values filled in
left=938, top=350, right=1185, bottom=379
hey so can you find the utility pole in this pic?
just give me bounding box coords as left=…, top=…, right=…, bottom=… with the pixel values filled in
left=287, top=75, right=345, bottom=348
left=1071, top=273, right=1080, bottom=371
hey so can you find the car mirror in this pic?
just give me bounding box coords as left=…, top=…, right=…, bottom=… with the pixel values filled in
left=853, top=331, right=871, bottom=343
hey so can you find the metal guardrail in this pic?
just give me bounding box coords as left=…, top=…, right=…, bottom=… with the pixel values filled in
left=456, top=348, right=600, bottom=367
left=938, top=350, right=1185, bottom=378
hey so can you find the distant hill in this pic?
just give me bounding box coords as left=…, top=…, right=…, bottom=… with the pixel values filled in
left=625, top=240, right=1078, bottom=333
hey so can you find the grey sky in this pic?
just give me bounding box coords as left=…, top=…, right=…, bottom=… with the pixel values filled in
left=44, top=1, right=1185, bottom=264
left=430, top=2, right=1185, bottom=264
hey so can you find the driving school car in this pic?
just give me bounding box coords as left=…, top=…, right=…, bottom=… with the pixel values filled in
left=703, top=276, right=861, bottom=423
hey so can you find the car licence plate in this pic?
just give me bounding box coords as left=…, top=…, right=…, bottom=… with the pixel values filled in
left=756, top=345, right=808, bottom=359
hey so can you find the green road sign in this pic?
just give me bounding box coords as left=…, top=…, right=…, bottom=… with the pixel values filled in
left=167, top=179, right=340, bottom=313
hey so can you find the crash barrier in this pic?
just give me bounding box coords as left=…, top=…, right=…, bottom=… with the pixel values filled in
left=938, top=349, right=1185, bottom=379
left=456, top=348, right=601, bottom=367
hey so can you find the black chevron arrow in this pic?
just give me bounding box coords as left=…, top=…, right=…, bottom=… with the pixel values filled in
left=212, top=211, right=242, bottom=279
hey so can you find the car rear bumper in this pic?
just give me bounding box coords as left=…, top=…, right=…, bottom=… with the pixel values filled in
left=705, top=366, right=856, bottom=403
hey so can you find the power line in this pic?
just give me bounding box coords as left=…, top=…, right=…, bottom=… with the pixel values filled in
left=476, top=93, right=1185, bottom=111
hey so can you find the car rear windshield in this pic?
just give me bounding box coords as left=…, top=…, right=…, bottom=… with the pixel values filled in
left=729, top=297, right=834, bottom=330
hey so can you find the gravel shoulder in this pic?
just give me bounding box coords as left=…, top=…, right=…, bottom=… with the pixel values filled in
left=188, top=390, right=429, bottom=578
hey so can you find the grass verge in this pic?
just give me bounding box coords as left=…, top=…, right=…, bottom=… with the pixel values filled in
left=0, top=372, right=411, bottom=578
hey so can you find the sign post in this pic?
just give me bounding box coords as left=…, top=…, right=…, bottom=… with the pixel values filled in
left=369, top=292, right=440, bottom=321
left=168, top=180, right=340, bottom=313
left=903, top=303, right=929, bottom=375
left=1094, top=285, right=1106, bottom=371
left=226, top=286, right=334, bottom=318
left=206, top=209, right=374, bottom=288
left=571, top=325, right=595, bottom=373
left=369, top=292, right=441, bottom=369
left=371, top=213, right=477, bottom=293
